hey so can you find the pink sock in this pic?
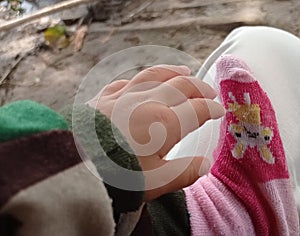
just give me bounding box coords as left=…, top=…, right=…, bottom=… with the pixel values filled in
left=184, top=55, right=299, bottom=235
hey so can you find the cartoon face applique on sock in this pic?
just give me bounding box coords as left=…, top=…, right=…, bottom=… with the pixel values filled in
left=227, top=92, right=274, bottom=164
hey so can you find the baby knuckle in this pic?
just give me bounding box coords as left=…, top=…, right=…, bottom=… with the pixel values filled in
left=173, top=76, right=191, bottom=88
left=156, top=107, right=176, bottom=125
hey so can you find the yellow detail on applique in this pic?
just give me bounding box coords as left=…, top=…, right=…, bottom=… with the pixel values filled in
left=228, top=102, right=261, bottom=125
left=262, top=127, right=273, bottom=137
left=233, top=141, right=244, bottom=158
left=261, top=145, right=274, bottom=164
left=228, top=103, right=240, bottom=113
left=231, top=124, right=244, bottom=133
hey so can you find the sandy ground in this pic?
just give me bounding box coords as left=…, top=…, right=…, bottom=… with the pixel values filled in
left=1, top=0, right=300, bottom=110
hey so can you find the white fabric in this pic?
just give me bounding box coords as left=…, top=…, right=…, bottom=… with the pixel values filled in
left=167, top=26, right=300, bottom=211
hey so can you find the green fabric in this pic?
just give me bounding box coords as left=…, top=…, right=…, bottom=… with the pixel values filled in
left=0, top=100, right=68, bottom=143
left=147, top=190, right=190, bottom=236
left=61, top=104, right=144, bottom=216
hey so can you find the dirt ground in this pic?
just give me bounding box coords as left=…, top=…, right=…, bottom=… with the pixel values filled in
left=1, top=0, right=300, bottom=110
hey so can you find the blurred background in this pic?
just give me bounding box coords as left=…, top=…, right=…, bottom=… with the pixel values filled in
left=0, top=0, right=299, bottom=109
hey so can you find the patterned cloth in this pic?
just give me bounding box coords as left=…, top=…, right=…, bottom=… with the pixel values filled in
left=0, top=101, right=149, bottom=235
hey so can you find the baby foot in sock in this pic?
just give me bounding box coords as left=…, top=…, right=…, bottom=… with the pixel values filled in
left=213, top=55, right=287, bottom=181
left=184, top=55, right=299, bottom=236
left=211, top=55, right=299, bottom=235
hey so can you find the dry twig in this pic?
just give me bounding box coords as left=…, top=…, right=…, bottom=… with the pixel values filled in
left=121, top=0, right=154, bottom=23
left=71, top=25, right=88, bottom=51
left=0, top=0, right=97, bottom=32
left=0, top=54, right=25, bottom=86
left=100, top=27, right=118, bottom=43
left=146, top=0, right=243, bottom=12
left=90, top=8, right=265, bottom=33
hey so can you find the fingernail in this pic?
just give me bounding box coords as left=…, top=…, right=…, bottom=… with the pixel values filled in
left=201, top=83, right=218, bottom=99
left=167, top=65, right=191, bottom=75
left=177, top=65, right=191, bottom=75
left=211, top=88, right=218, bottom=97
left=199, top=158, right=211, bottom=176
left=206, top=99, right=226, bottom=119
left=154, top=64, right=191, bottom=76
